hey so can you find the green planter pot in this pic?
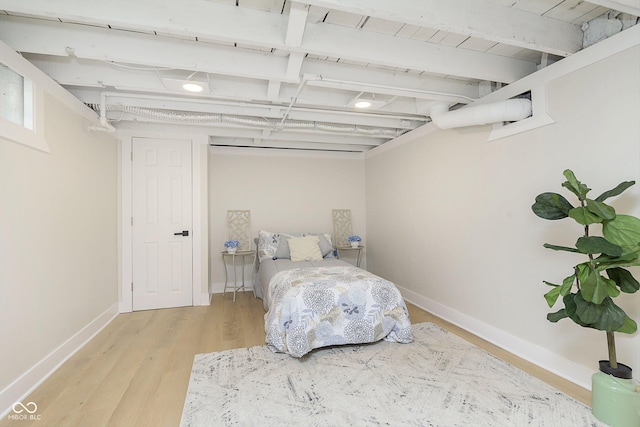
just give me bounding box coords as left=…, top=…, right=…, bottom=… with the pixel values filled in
left=591, top=362, right=640, bottom=427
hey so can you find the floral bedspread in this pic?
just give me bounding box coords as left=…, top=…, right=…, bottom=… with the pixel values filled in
left=265, top=265, right=414, bottom=357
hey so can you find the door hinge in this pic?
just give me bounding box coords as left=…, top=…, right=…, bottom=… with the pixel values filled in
left=131, top=282, right=133, bottom=292
left=131, top=217, right=133, bottom=226
left=131, top=151, right=133, bottom=162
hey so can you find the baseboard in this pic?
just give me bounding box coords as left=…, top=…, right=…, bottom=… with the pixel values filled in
left=0, top=303, right=119, bottom=418
left=398, top=286, right=594, bottom=391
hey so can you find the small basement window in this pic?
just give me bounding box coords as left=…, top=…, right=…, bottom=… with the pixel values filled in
left=0, top=59, right=49, bottom=153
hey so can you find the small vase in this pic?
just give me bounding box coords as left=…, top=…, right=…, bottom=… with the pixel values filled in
left=227, top=247, right=237, bottom=254
left=350, top=242, right=359, bottom=248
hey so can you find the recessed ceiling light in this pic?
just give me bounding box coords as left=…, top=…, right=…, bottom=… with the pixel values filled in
left=161, top=78, right=210, bottom=94
left=354, top=100, right=372, bottom=108
left=182, top=82, right=204, bottom=93
left=347, top=97, right=387, bottom=109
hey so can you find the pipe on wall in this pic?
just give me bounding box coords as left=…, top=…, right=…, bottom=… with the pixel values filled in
left=430, top=99, right=532, bottom=130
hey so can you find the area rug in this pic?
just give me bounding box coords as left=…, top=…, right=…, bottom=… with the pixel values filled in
left=180, top=322, right=605, bottom=426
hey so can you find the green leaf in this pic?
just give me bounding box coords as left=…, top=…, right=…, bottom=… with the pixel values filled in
left=595, top=298, right=627, bottom=331
left=606, top=268, right=640, bottom=293
left=576, top=263, right=590, bottom=286
left=562, top=169, right=591, bottom=200
left=594, top=246, right=640, bottom=264
left=617, top=315, right=638, bottom=334
left=595, top=257, right=640, bottom=272
left=595, top=180, right=636, bottom=202
left=544, top=286, right=562, bottom=307
left=532, top=192, right=573, bottom=220
left=542, top=276, right=576, bottom=308
left=547, top=308, right=568, bottom=323
left=603, top=215, right=640, bottom=247
left=575, top=236, right=622, bottom=256
left=574, top=295, right=626, bottom=331
left=568, top=207, right=603, bottom=225
left=580, top=266, right=616, bottom=304
left=543, top=243, right=580, bottom=253
left=562, top=293, right=589, bottom=327
left=586, top=199, right=616, bottom=220
left=560, top=274, right=575, bottom=297
left=574, top=292, right=603, bottom=324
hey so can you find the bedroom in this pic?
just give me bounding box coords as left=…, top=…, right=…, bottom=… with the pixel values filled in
left=1, top=1, right=639, bottom=425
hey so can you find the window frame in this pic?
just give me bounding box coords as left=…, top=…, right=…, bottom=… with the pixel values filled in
left=0, top=54, right=50, bottom=153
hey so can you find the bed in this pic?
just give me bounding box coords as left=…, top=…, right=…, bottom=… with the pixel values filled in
left=254, top=231, right=414, bottom=358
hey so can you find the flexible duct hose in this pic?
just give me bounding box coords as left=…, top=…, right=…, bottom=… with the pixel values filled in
left=88, top=104, right=405, bottom=137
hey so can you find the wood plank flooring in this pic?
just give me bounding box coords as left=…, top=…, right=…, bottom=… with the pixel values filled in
left=1, top=292, right=590, bottom=427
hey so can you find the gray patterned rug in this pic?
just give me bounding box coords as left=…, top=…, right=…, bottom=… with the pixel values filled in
left=180, top=322, right=605, bottom=426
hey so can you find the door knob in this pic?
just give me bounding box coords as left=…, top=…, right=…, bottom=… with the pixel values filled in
left=174, top=230, right=189, bottom=236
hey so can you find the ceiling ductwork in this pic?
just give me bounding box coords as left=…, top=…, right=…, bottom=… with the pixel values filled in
left=429, top=99, right=533, bottom=130
left=87, top=103, right=408, bottom=138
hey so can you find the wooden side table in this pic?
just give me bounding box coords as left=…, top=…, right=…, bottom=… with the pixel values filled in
left=336, top=246, right=364, bottom=268
left=221, top=250, right=256, bottom=302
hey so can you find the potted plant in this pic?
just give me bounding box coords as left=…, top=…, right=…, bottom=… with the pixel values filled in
left=531, top=169, right=640, bottom=427
left=224, top=239, right=240, bottom=254
left=348, top=235, right=361, bottom=248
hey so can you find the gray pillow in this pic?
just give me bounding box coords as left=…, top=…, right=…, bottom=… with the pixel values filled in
left=273, top=238, right=292, bottom=259
left=304, top=233, right=333, bottom=258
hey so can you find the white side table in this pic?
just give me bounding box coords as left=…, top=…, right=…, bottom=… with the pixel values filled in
left=336, top=245, right=364, bottom=268
left=222, top=250, right=256, bottom=302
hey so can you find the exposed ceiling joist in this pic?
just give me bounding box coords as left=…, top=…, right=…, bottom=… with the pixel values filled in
left=0, top=16, right=295, bottom=82
left=0, top=0, right=636, bottom=153
left=297, top=0, right=585, bottom=56
left=584, top=0, right=640, bottom=17
left=0, top=2, right=536, bottom=83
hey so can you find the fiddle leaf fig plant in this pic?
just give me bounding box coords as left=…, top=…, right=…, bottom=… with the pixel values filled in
left=532, top=169, right=640, bottom=372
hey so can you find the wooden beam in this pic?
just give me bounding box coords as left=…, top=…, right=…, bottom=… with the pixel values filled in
left=302, top=22, right=536, bottom=83
left=585, top=0, right=640, bottom=17
left=24, top=53, right=476, bottom=117
left=285, top=2, right=309, bottom=47
left=0, top=16, right=293, bottom=82
left=0, top=2, right=536, bottom=82
left=298, top=0, right=584, bottom=56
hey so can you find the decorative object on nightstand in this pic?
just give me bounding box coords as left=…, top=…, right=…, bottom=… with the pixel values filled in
left=224, top=239, right=239, bottom=254
left=348, top=235, right=361, bottom=248
left=332, top=209, right=353, bottom=248
left=226, top=210, right=251, bottom=251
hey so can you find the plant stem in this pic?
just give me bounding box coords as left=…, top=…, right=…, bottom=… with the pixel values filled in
left=607, top=331, right=618, bottom=369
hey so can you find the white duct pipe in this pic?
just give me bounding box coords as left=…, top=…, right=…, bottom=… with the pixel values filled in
left=430, top=98, right=532, bottom=130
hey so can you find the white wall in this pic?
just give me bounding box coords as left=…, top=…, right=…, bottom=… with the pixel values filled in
left=0, top=91, right=118, bottom=410
left=365, top=38, right=639, bottom=388
left=208, top=147, right=366, bottom=291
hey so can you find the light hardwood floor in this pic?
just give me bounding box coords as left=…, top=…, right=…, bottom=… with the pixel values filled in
left=1, top=292, right=590, bottom=427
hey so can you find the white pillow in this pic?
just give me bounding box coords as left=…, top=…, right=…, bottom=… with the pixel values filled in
left=258, top=230, right=286, bottom=262
left=288, top=236, right=323, bottom=262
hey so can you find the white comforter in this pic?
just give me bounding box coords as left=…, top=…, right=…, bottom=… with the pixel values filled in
left=265, top=265, right=414, bottom=357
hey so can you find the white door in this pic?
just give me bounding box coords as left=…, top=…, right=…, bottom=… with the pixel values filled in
left=132, top=138, right=193, bottom=310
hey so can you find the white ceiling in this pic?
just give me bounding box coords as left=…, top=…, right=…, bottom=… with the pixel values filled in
left=1, top=0, right=638, bottom=152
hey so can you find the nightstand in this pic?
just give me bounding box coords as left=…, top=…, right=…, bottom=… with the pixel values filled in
left=336, top=245, right=364, bottom=268
left=221, top=250, right=256, bottom=302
